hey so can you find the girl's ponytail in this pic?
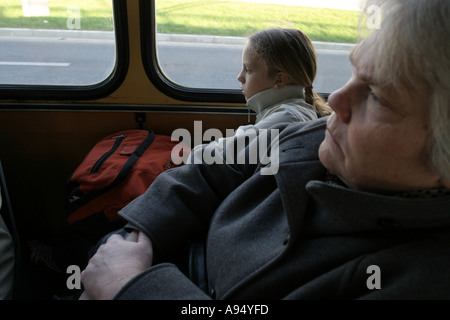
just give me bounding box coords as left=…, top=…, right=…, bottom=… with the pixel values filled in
left=305, top=86, right=332, bottom=117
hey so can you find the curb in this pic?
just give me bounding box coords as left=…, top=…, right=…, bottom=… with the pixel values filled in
left=157, top=34, right=355, bottom=51
left=0, top=28, right=356, bottom=51
left=0, top=28, right=115, bottom=39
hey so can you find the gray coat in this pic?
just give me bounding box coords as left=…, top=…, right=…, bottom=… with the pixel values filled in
left=116, top=118, right=450, bottom=300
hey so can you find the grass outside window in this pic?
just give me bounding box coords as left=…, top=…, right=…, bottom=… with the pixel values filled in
left=0, top=0, right=360, bottom=43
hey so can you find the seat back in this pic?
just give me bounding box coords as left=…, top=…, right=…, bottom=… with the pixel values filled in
left=0, top=160, right=21, bottom=299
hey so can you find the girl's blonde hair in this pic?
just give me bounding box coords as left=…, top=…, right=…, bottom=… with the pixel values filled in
left=248, top=28, right=332, bottom=117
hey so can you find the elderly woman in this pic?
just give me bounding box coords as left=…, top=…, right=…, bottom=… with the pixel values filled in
left=80, top=0, right=450, bottom=300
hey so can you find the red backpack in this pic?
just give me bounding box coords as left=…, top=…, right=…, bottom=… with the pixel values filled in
left=64, top=129, right=189, bottom=241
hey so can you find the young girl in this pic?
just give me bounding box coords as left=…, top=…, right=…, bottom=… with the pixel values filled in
left=187, top=28, right=331, bottom=164
left=237, top=28, right=331, bottom=130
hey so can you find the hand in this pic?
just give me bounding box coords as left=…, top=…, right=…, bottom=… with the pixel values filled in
left=80, top=230, right=153, bottom=300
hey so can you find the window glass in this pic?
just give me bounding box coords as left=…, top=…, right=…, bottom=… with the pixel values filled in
left=155, top=0, right=362, bottom=93
left=0, top=0, right=116, bottom=86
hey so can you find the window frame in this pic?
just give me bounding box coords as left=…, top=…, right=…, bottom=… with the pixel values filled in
left=140, top=0, right=245, bottom=104
left=0, top=0, right=129, bottom=101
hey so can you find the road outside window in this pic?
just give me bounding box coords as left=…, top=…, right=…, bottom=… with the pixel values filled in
left=0, top=0, right=115, bottom=86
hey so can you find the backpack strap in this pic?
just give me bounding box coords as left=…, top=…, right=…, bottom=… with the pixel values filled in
left=110, top=130, right=155, bottom=189
left=66, top=130, right=155, bottom=213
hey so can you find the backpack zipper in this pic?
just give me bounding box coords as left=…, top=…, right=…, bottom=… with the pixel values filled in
left=90, top=134, right=127, bottom=174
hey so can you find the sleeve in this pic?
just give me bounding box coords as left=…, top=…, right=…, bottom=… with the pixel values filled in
left=118, top=133, right=261, bottom=262
left=115, top=128, right=282, bottom=299
left=113, top=263, right=211, bottom=300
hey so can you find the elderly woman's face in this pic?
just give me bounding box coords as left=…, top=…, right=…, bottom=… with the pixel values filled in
left=319, top=35, right=442, bottom=193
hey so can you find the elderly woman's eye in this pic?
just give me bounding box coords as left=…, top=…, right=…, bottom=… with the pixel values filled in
left=369, top=91, right=385, bottom=106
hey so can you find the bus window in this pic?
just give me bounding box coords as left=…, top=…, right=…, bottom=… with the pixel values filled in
left=0, top=0, right=127, bottom=99
left=147, top=0, right=360, bottom=100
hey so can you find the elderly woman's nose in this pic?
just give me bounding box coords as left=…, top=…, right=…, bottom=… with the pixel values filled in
left=327, top=85, right=354, bottom=123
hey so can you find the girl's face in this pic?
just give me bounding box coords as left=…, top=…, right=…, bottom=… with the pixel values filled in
left=237, top=43, right=276, bottom=101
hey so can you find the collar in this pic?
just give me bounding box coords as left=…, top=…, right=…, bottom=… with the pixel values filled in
left=246, top=85, right=305, bottom=116
left=305, top=180, right=450, bottom=232
left=324, top=172, right=450, bottom=199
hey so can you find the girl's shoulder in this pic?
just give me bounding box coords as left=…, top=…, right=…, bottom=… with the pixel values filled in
left=266, top=99, right=317, bottom=121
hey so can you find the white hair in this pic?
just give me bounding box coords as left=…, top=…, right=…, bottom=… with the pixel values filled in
left=359, top=0, right=450, bottom=179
